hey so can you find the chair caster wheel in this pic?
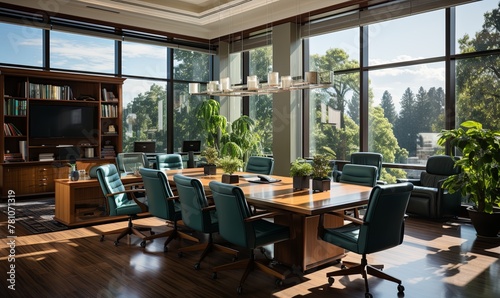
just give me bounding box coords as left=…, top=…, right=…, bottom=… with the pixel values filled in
left=211, top=272, right=217, bottom=280
left=340, top=264, right=348, bottom=270
left=100, top=235, right=104, bottom=242
left=177, top=252, right=183, bottom=258
left=398, top=284, right=405, bottom=293
left=232, top=256, right=238, bottom=262
left=194, top=263, right=201, bottom=270
left=275, top=279, right=283, bottom=286
left=365, top=292, right=373, bottom=298
left=237, top=285, right=243, bottom=294
left=140, top=241, right=146, bottom=248
left=328, top=276, right=335, bottom=286
left=114, top=241, right=119, bottom=246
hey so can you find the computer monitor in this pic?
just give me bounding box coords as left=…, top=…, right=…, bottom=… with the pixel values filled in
left=134, top=141, right=156, bottom=153
left=181, top=140, right=201, bottom=152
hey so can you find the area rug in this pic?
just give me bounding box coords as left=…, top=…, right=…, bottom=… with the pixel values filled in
left=1, top=198, right=68, bottom=234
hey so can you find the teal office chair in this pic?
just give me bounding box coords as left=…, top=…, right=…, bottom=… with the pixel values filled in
left=95, top=164, right=152, bottom=246
left=336, top=152, right=384, bottom=184
left=339, top=164, right=378, bottom=217
left=116, top=152, right=149, bottom=174
left=245, top=156, right=274, bottom=175
left=173, top=174, right=239, bottom=270
left=318, top=182, right=414, bottom=298
left=139, top=168, right=198, bottom=251
left=208, top=181, right=290, bottom=294
left=156, top=153, right=183, bottom=170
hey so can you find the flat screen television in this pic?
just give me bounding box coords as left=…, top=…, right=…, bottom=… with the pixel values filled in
left=29, top=103, right=98, bottom=139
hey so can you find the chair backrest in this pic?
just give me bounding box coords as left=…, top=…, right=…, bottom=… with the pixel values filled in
left=421, top=155, right=459, bottom=188
left=209, top=181, right=254, bottom=248
left=358, top=182, right=413, bottom=254
left=95, top=164, right=127, bottom=216
left=173, top=174, right=214, bottom=233
left=156, top=153, right=183, bottom=170
left=116, top=152, right=149, bottom=174
left=245, top=156, right=274, bottom=175
left=139, top=168, right=177, bottom=220
left=351, top=152, right=383, bottom=180
left=339, top=164, right=378, bottom=187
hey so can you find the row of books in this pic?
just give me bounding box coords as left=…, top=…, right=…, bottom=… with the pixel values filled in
left=102, top=88, right=117, bottom=101
left=4, top=152, right=24, bottom=163
left=29, top=83, right=74, bottom=100
left=4, top=98, right=27, bottom=116
left=101, top=104, right=118, bottom=117
left=101, top=145, right=116, bottom=158
left=3, top=123, right=23, bottom=136
left=39, top=153, right=54, bottom=161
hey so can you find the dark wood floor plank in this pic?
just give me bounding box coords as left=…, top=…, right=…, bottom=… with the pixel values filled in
left=1, top=214, right=499, bottom=297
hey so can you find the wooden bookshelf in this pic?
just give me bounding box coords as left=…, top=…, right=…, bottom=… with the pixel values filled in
left=0, top=67, right=125, bottom=198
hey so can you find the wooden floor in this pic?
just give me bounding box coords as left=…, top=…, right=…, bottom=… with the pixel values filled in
left=0, top=211, right=499, bottom=298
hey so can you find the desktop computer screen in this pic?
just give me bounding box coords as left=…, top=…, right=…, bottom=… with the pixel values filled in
left=134, top=141, right=156, bottom=153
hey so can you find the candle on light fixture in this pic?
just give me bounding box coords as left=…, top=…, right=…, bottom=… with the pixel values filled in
left=247, top=75, right=259, bottom=90
left=268, top=72, right=279, bottom=87
left=189, top=83, right=199, bottom=94
left=207, top=81, right=219, bottom=92
left=220, top=77, right=231, bottom=91
left=305, top=71, right=319, bottom=84
left=281, top=76, right=292, bottom=89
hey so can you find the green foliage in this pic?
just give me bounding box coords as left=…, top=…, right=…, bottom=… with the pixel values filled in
left=195, top=99, right=228, bottom=149
left=289, top=158, right=313, bottom=177
left=220, top=141, right=243, bottom=159
left=200, top=147, right=218, bottom=165
left=311, top=154, right=332, bottom=179
left=438, top=120, right=500, bottom=213
left=225, top=115, right=260, bottom=162
left=216, top=156, right=243, bottom=175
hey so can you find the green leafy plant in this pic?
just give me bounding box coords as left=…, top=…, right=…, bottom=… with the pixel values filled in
left=216, top=156, right=243, bottom=175
left=200, top=147, right=219, bottom=165
left=437, top=120, right=500, bottom=213
left=196, top=99, right=227, bottom=149
left=289, top=158, right=313, bottom=177
left=311, top=154, right=332, bottom=180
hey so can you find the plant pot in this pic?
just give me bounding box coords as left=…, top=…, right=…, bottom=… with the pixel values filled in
left=293, top=176, right=310, bottom=190
left=70, top=170, right=80, bottom=181
left=312, top=178, right=331, bottom=192
left=467, top=206, right=500, bottom=238
left=204, top=164, right=217, bottom=175
left=222, top=174, right=239, bottom=184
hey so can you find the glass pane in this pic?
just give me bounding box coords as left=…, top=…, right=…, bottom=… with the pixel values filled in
left=0, top=22, right=42, bottom=67
left=173, top=49, right=210, bottom=81
left=456, top=54, right=500, bottom=130
left=122, top=41, right=167, bottom=78
left=368, top=10, right=444, bottom=66
left=456, top=0, right=500, bottom=53
left=369, top=62, right=445, bottom=170
left=308, top=72, right=360, bottom=160
left=50, top=31, right=114, bottom=73
left=122, top=79, right=167, bottom=153
left=309, top=27, right=359, bottom=71
left=249, top=46, right=273, bottom=155
left=173, top=83, right=207, bottom=151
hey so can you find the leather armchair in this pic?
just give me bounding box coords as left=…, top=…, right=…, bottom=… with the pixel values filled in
left=156, top=153, right=183, bottom=170
left=245, top=156, right=274, bottom=175
left=336, top=152, right=385, bottom=184
left=397, top=155, right=461, bottom=218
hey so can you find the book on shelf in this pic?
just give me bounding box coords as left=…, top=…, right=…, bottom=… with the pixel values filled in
left=4, top=152, right=24, bottom=162
left=39, top=153, right=55, bottom=161
left=29, top=83, right=74, bottom=100
left=3, top=123, right=23, bottom=136
left=4, top=98, right=27, bottom=116
left=101, top=88, right=116, bottom=101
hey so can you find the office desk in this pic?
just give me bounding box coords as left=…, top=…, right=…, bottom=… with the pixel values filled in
left=165, top=168, right=372, bottom=272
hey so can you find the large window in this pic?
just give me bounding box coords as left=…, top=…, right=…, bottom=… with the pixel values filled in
left=122, top=41, right=167, bottom=78
left=0, top=22, right=42, bottom=67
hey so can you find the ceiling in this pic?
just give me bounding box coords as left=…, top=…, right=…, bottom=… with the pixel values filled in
left=1, top=0, right=372, bottom=41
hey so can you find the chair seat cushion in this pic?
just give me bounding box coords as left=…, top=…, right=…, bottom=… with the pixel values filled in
left=115, top=200, right=143, bottom=215
left=252, top=219, right=290, bottom=248
left=323, top=223, right=360, bottom=253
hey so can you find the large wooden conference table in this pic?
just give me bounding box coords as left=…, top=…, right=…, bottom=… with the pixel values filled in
left=165, top=168, right=372, bottom=272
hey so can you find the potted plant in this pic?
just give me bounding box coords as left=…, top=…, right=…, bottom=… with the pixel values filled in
left=311, top=154, right=332, bottom=192
left=290, top=158, right=313, bottom=190
left=438, top=120, right=500, bottom=237
left=200, top=147, right=218, bottom=175
left=216, top=155, right=243, bottom=184
left=195, top=99, right=228, bottom=150
left=67, top=157, right=79, bottom=181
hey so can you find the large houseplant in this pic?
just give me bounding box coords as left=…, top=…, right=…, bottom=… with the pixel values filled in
left=437, top=120, right=500, bottom=237
left=311, top=154, right=332, bottom=192
left=290, top=158, right=313, bottom=190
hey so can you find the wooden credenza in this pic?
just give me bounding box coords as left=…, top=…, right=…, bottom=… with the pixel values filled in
left=54, top=175, right=142, bottom=227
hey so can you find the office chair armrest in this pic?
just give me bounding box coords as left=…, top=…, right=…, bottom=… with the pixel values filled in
left=327, top=211, right=364, bottom=225
left=123, top=182, right=145, bottom=188
left=244, top=211, right=284, bottom=222
left=105, top=188, right=146, bottom=197
left=167, top=195, right=180, bottom=201
left=202, top=205, right=216, bottom=212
